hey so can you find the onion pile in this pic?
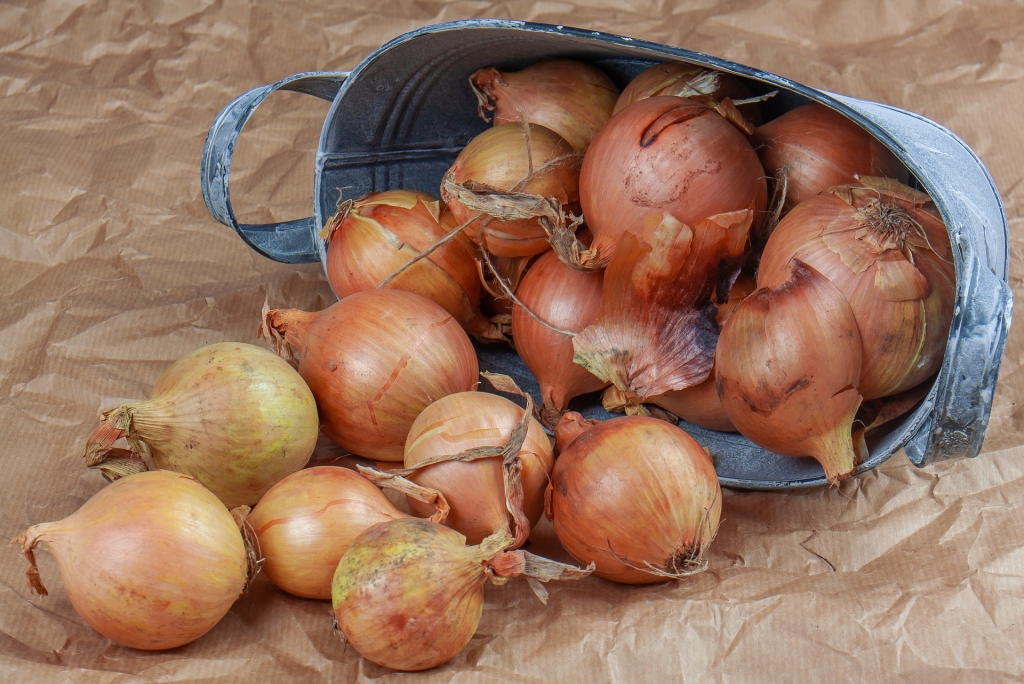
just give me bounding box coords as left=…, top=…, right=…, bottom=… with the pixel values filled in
left=471, top=59, right=619, bottom=153
left=546, top=415, right=722, bottom=584
left=84, top=342, right=318, bottom=508
left=17, top=471, right=249, bottom=650
left=263, top=290, right=478, bottom=461
left=323, top=190, right=505, bottom=342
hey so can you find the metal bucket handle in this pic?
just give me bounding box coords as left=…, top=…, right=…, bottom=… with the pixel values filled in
left=200, top=71, right=348, bottom=264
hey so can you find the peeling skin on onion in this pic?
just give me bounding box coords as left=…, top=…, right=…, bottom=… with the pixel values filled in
left=614, top=62, right=763, bottom=125
left=756, top=177, right=954, bottom=399
left=716, top=260, right=865, bottom=484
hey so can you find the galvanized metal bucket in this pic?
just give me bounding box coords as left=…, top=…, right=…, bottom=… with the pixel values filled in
left=200, top=19, right=1012, bottom=489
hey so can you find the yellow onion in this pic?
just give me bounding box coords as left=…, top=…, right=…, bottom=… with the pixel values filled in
left=717, top=260, right=864, bottom=484
left=569, top=96, right=766, bottom=269
left=17, top=470, right=248, bottom=650
left=757, top=177, right=955, bottom=399
left=247, top=467, right=415, bottom=600
left=323, top=190, right=504, bottom=343
left=264, top=290, right=478, bottom=461
left=404, top=391, right=553, bottom=545
left=512, top=248, right=607, bottom=427
left=470, top=59, right=619, bottom=153
left=573, top=206, right=753, bottom=414
left=614, top=62, right=763, bottom=125
left=84, top=343, right=318, bottom=509
left=649, top=273, right=757, bottom=431
left=752, top=103, right=908, bottom=212
left=546, top=415, right=721, bottom=584
left=332, top=519, right=589, bottom=671
left=441, top=122, right=581, bottom=258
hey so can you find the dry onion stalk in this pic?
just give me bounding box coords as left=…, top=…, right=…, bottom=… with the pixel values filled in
left=332, top=519, right=592, bottom=671
left=321, top=190, right=505, bottom=343
left=546, top=414, right=722, bottom=584
left=716, top=260, right=864, bottom=484
left=84, top=342, right=318, bottom=508
left=757, top=177, right=955, bottom=399
left=512, top=248, right=608, bottom=427
left=572, top=207, right=753, bottom=415
left=471, top=59, right=619, bottom=153
left=555, top=96, right=766, bottom=270
left=262, top=290, right=478, bottom=461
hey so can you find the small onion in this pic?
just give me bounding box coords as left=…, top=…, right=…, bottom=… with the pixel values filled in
left=247, top=467, right=413, bottom=600
left=323, top=190, right=504, bottom=342
left=470, top=59, right=619, bottom=153
left=17, top=470, right=248, bottom=650
left=546, top=415, right=722, bottom=584
left=441, top=122, right=581, bottom=257
left=264, top=290, right=478, bottom=461
left=575, top=96, right=766, bottom=269
left=751, top=103, right=908, bottom=211
left=404, top=391, right=554, bottom=545
left=512, top=249, right=608, bottom=427
left=614, top=62, right=762, bottom=125
left=757, top=177, right=955, bottom=399
left=649, top=273, right=757, bottom=431
left=84, top=342, right=318, bottom=509
left=717, top=260, right=864, bottom=484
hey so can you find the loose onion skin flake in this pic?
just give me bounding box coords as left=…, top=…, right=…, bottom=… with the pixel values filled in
left=565, top=96, right=766, bottom=270
left=84, top=342, right=319, bottom=509
left=17, top=471, right=249, bottom=650
left=757, top=177, right=955, bottom=399
left=717, top=261, right=864, bottom=484
left=403, top=391, right=554, bottom=545
left=263, top=290, right=479, bottom=461
left=471, top=59, right=619, bottom=153
left=511, top=248, right=607, bottom=427
left=546, top=415, right=722, bottom=584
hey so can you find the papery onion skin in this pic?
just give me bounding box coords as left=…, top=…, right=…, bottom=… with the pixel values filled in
left=650, top=273, right=757, bottom=431
left=614, top=62, right=762, bottom=125
left=547, top=416, right=721, bottom=584
left=17, top=470, right=247, bottom=650
left=442, top=122, right=581, bottom=257
left=471, top=59, right=619, bottom=153
left=88, top=343, right=318, bottom=509
left=751, top=103, right=908, bottom=211
left=324, top=190, right=502, bottom=342
left=247, top=467, right=411, bottom=600
left=757, top=178, right=955, bottom=399
left=265, top=290, right=479, bottom=461
left=578, top=96, right=767, bottom=269
left=512, top=249, right=608, bottom=427
left=404, top=391, right=554, bottom=545
left=332, top=519, right=505, bottom=671
left=717, top=260, right=864, bottom=484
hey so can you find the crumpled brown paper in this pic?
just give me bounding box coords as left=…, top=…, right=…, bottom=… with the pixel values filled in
left=2, top=0, right=1023, bottom=681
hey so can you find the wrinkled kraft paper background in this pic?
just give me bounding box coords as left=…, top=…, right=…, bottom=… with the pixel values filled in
left=2, top=1, right=1024, bottom=681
